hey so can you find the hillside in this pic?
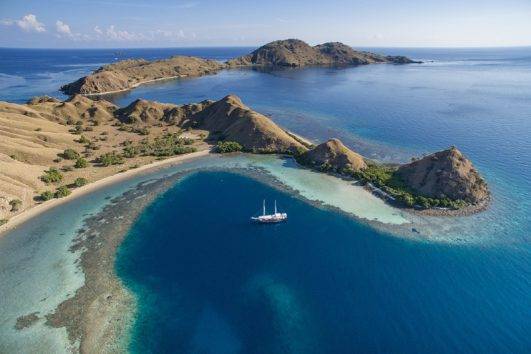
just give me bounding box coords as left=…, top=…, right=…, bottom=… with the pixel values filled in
left=0, top=94, right=309, bottom=221
left=227, top=39, right=420, bottom=67
left=190, top=95, right=307, bottom=153
left=61, top=56, right=225, bottom=95
left=396, top=147, right=489, bottom=204
left=298, top=138, right=367, bottom=172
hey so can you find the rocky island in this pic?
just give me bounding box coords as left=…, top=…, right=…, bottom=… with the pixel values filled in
left=227, top=39, right=420, bottom=67
left=60, top=39, right=419, bottom=95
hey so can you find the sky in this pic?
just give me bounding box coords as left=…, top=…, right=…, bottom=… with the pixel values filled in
left=1, top=0, right=531, bottom=48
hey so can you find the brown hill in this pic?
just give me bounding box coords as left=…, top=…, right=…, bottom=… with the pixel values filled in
left=61, top=56, right=225, bottom=95
left=0, top=101, right=81, bottom=218
left=298, top=138, right=367, bottom=172
left=227, top=39, right=419, bottom=67
left=191, top=95, right=307, bottom=153
left=114, top=99, right=208, bottom=125
left=27, top=95, right=117, bottom=124
left=396, top=147, right=489, bottom=204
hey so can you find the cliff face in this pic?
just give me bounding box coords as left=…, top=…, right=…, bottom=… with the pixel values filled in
left=227, top=39, right=419, bottom=67
left=299, top=138, right=367, bottom=172
left=396, top=147, right=489, bottom=204
left=61, top=56, right=225, bottom=95
left=191, top=95, right=307, bottom=153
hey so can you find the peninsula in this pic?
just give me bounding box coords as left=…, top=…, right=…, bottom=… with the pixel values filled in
left=60, top=39, right=419, bottom=95
left=0, top=94, right=488, bottom=226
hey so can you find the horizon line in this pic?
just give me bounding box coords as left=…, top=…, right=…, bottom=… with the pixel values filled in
left=2, top=44, right=531, bottom=50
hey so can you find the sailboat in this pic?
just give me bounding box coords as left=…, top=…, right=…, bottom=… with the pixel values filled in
left=251, top=200, right=287, bottom=223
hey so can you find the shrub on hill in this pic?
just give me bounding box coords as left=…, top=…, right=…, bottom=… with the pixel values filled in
left=215, top=141, right=243, bottom=153
left=41, top=168, right=63, bottom=184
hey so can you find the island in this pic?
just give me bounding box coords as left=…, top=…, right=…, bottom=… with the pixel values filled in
left=0, top=93, right=488, bottom=226
left=60, top=56, right=224, bottom=95
left=227, top=39, right=421, bottom=67
left=60, top=39, right=419, bottom=95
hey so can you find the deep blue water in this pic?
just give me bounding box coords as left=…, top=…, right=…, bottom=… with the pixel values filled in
left=117, top=171, right=530, bottom=353
left=1, top=46, right=530, bottom=352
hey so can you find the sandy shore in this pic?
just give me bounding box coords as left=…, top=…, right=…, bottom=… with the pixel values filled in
left=0, top=149, right=211, bottom=237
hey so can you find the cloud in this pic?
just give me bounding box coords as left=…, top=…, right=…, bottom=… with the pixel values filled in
left=16, top=14, right=46, bottom=32
left=56, top=20, right=73, bottom=37
left=94, top=26, right=103, bottom=35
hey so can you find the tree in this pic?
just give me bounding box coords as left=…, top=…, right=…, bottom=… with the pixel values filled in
left=74, top=178, right=88, bottom=187
left=40, top=191, right=55, bottom=201
left=41, top=168, right=63, bottom=184
left=74, top=157, right=88, bottom=168
left=62, top=149, right=80, bottom=160
left=9, top=199, right=22, bottom=212
left=215, top=141, right=243, bottom=153
left=97, top=152, right=124, bottom=166
left=55, top=186, right=71, bottom=198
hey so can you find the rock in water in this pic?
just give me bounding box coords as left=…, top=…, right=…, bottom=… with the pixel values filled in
left=396, top=147, right=489, bottom=204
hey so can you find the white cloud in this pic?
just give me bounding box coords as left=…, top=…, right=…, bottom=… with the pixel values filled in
left=16, top=14, right=46, bottom=32
left=56, top=20, right=73, bottom=37
left=94, top=26, right=103, bottom=35
left=106, top=25, right=140, bottom=41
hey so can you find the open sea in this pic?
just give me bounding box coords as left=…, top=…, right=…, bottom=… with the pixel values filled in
left=0, top=46, right=530, bottom=353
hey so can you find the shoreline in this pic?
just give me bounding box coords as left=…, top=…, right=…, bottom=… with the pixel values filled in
left=0, top=149, right=211, bottom=237
left=81, top=74, right=188, bottom=97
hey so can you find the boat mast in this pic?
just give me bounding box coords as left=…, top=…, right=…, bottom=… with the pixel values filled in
left=274, top=200, right=277, bottom=214
left=263, top=199, right=266, bottom=216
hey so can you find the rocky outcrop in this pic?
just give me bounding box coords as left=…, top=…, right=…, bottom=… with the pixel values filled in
left=298, top=138, right=367, bottom=172
left=61, top=56, right=225, bottom=95
left=227, top=39, right=420, bottom=67
left=396, top=147, right=489, bottom=204
left=190, top=95, right=307, bottom=153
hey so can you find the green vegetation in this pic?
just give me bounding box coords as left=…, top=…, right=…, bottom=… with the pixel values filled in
left=96, top=151, right=124, bottom=166
left=349, top=163, right=466, bottom=209
left=9, top=199, right=22, bottom=212
left=0, top=219, right=8, bottom=226
left=215, top=141, right=243, bottom=153
left=40, top=168, right=63, bottom=184
left=62, top=149, right=80, bottom=160
left=123, top=133, right=196, bottom=158
left=74, top=157, right=88, bottom=168
left=55, top=186, right=71, bottom=198
left=40, top=190, right=55, bottom=201
left=74, top=177, right=88, bottom=187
